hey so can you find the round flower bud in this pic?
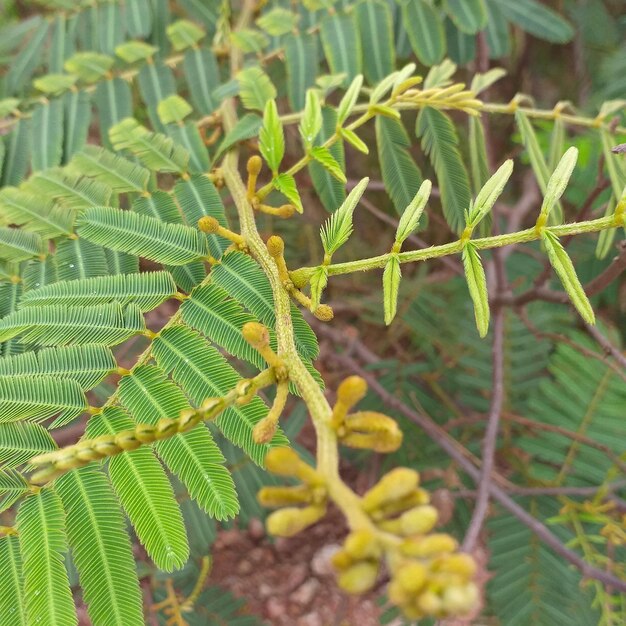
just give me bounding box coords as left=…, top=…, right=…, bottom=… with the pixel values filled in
left=362, top=468, right=420, bottom=514
left=441, top=583, right=479, bottom=615
left=114, top=432, right=142, bottom=451
left=434, top=553, right=476, bottom=579
left=395, top=561, right=428, bottom=594
left=401, top=534, right=458, bottom=558
left=197, top=216, right=220, bottom=234
left=399, top=505, right=439, bottom=535
left=337, top=561, right=379, bottom=594
left=313, top=304, right=334, bottom=321
left=266, top=504, right=325, bottom=537
left=242, top=321, right=270, bottom=349
left=416, top=590, right=443, bottom=615
left=264, top=447, right=301, bottom=476
left=277, top=204, right=295, bottom=218
left=344, top=529, right=381, bottom=561
left=337, top=376, right=368, bottom=407
left=266, top=235, right=285, bottom=258
left=247, top=155, right=263, bottom=176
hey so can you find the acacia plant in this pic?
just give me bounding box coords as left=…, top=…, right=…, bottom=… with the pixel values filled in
left=0, top=0, right=625, bottom=624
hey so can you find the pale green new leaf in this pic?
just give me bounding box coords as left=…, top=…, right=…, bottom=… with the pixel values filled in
left=77, top=207, right=207, bottom=265
left=462, top=242, right=489, bottom=337
left=109, top=118, right=189, bottom=173
left=539, top=147, right=578, bottom=221
left=153, top=326, right=287, bottom=466
left=118, top=365, right=238, bottom=520
left=320, top=177, right=368, bottom=255
left=383, top=254, right=401, bottom=326
left=260, top=100, right=284, bottom=174
left=56, top=468, right=144, bottom=626
left=273, top=173, right=303, bottom=213
left=257, top=7, right=299, bottom=36
left=0, top=227, right=45, bottom=262
left=395, top=180, right=432, bottom=244
left=114, top=40, right=157, bottom=63
left=376, top=116, right=422, bottom=215
left=548, top=117, right=565, bottom=171
left=68, top=145, right=150, bottom=193
left=299, top=89, right=322, bottom=148
left=337, top=74, right=363, bottom=126
left=470, top=68, right=507, bottom=95
left=236, top=66, right=276, bottom=111
left=0, top=376, right=86, bottom=424
left=33, top=73, right=76, bottom=95
left=309, top=265, right=328, bottom=311
left=157, top=94, right=193, bottom=125
left=416, top=107, right=471, bottom=233
left=595, top=197, right=617, bottom=260
left=310, top=146, right=346, bottom=183
left=64, top=51, right=114, bottom=82
left=166, top=19, right=205, bottom=51
left=542, top=231, right=594, bottom=324
left=20, top=272, right=177, bottom=312
left=0, top=422, right=56, bottom=468
left=467, top=159, right=513, bottom=228
left=230, top=29, right=269, bottom=54
left=17, top=489, right=77, bottom=626
left=340, top=127, right=369, bottom=154
left=85, top=407, right=189, bottom=571
left=424, top=59, right=457, bottom=89
left=0, top=536, right=26, bottom=626
left=0, top=303, right=146, bottom=347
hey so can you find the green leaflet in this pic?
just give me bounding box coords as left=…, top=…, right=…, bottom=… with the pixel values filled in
left=137, top=61, right=176, bottom=131
left=17, top=488, right=77, bottom=626
left=77, top=206, right=207, bottom=266
left=93, top=78, right=133, bottom=147
left=0, top=376, right=86, bottom=425
left=320, top=12, right=361, bottom=86
left=55, top=238, right=109, bottom=282
left=211, top=251, right=319, bottom=361
left=183, top=47, right=220, bottom=115
left=484, top=0, right=510, bottom=58
left=31, top=98, right=63, bottom=170
left=320, top=177, right=368, bottom=256
left=64, top=51, right=114, bottom=83
left=309, top=146, right=346, bottom=183
left=214, top=113, right=262, bottom=161
left=376, top=116, right=423, bottom=216
left=173, top=174, right=229, bottom=259
left=595, top=197, right=617, bottom=260
left=69, top=145, right=150, bottom=193
left=0, top=468, right=30, bottom=514
left=337, top=74, right=363, bottom=126
left=1, top=118, right=31, bottom=187
left=273, top=173, right=303, bottom=213
left=109, top=118, right=189, bottom=173
left=383, top=254, right=401, bottom=326
left=0, top=422, right=56, bottom=468
left=180, top=283, right=263, bottom=368
left=284, top=33, right=318, bottom=112
left=601, top=129, right=626, bottom=199
left=355, top=0, right=395, bottom=84
left=0, top=344, right=116, bottom=390
left=231, top=28, right=270, bottom=54
left=257, top=7, right=299, bottom=36
left=0, top=536, right=27, bottom=626
left=19, top=271, right=177, bottom=312
left=157, top=94, right=193, bottom=125
left=0, top=227, right=45, bottom=262
left=444, top=0, right=487, bottom=35
left=467, top=159, right=513, bottom=228
left=236, top=66, right=277, bottom=111
left=85, top=406, right=189, bottom=571
left=299, top=89, right=322, bottom=147
left=309, top=265, right=328, bottom=311
left=548, top=116, right=565, bottom=171
left=166, top=19, right=205, bottom=51
left=0, top=303, right=146, bottom=347
left=63, top=89, right=90, bottom=160
left=164, top=122, right=210, bottom=174
left=5, top=20, right=49, bottom=95
left=118, top=365, right=238, bottom=520
left=462, top=242, right=490, bottom=337
left=126, top=0, right=152, bottom=38
left=22, top=257, right=57, bottom=291
left=260, top=100, right=285, bottom=175
left=395, top=180, right=432, bottom=244
left=133, top=191, right=181, bottom=224
left=416, top=107, right=471, bottom=233
left=542, top=230, right=595, bottom=324
left=152, top=325, right=288, bottom=466
left=490, top=0, right=574, bottom=43
left=56, top=468, right=144, bottom=626
left=539, top=147, right=578, bottom=222
left=403, top=0, right=446, bottom=66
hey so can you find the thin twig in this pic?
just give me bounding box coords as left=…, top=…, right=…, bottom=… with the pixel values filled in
left=583, top=322, right=626, bottom=372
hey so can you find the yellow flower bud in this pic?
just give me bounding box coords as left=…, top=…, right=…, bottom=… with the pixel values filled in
left=257, top=485, right=312, bottom=508
left=178, top=408, right=198, bottom=431
left=395, top=562, right=428, bottom=594
left=374, top=489, right=430, bottom=521
left=399, top=505, right=438, bottom=535
left=313, top=304, right=334, bottom=321
left=337, top=376, right=368, bottom=408
left=30, top=465, right=60, bottom=485
left=340, top=428, right=402, bottom=453
left=92, top=436, right=122, bottom=455
left=434, top=554, right=476, bottom=579
left=344, top=529, right=381, bottom=561
left=266, top=504, right=326, bottom=537
left=416, top=590, right=443, bottom=615
left=156, top=418, right=178, bottom=438
left=330, top=548, right=353, bottom=571
left=74, top=443, right=105, bottom=462
left=387, top=579, right=410, bottom=606
left=337, top=561, right=379, bottom=594
left=114, top=432, right=142, bottom=451
left=362, top=468, right=420, bottom=514
left=266, top=235, right=285, bottom=258
left=400, top=533, right=458, bottom=558
left=134, top=424, right=157, bottom=443
left=247, top=155, right=263, bottom=176
left=198, top=216, right=220, bottom=234
left=53, top=450, right=81, bottom=471
left=441, top=583, right=478, bottom=615
left=252, top=417, right=278, bottom=444
left=277, top=204, right=295, bottom=218
left=242, top=322, right=270, bottom=350
left=264, top=447, right=301, bottom=476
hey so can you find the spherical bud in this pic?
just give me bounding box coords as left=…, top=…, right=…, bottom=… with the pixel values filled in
left=337, top=376, right=367, bottom=407
left=337, top=561, right=379, bottom=594
left=399, top=505, right=438, bottom=535
left=330, top=548, right=353, bottom=571
left=198, top=216, right=220, bottom=234
left=416, top=590, right=443, bottom=615
left=434, top=554, right=476, bottom=580
left=344, top=529, right=381, bottom=561
left=400, top=534, right=458, bottom=558
left=277, top=204, right=295, bottom=218
left=313, top=304, right=334, bottom=321
left=441, top=583, right=479, bottom=615
left=289, top=268, right=312, bottom=289
left=266, top=504, right=326, bottom=537
left=362, top=468, right=420, bottom=514
left=395, top=562, right=428, bottom=594
left=247, top=155, right=263, bottom=176
left=264, top=446, right=301, bottom=476
left=242, top=321, right=270, bottom=349
left=266, top=235, right=285, bottom=258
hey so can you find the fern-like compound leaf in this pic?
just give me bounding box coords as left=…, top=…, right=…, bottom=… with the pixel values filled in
left=77, top=206, right=207, bottom=266
left=85, top=407, right=189, bottom=571
left=17, top=489, right=77, bottom=626
left=0, top=422, right=56, bottom=468
left=119, top=365, right=239, bottom=520
left=20, top=271, right=177, bottom=312
left=0, top=302, right=146, bottom=346
left=56, top=468, right=144, bottom=626
left=153, top=325, right=288, bottom=466
left=0, top=228, right=45, bottom=262
left=0, top=376, right=86, bottom=425
left=0, top=536, right=27, bottom=626
left=0, top=468, right=30, bottom=514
